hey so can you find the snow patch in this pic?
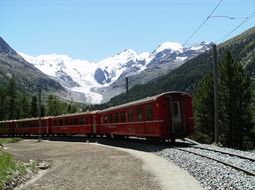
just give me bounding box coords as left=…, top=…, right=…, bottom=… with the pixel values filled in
left=176, top=56, right=188, bottom=61
left=18, top=41, right=211, bottom=104
left=155, top=42, right=183, bottom=54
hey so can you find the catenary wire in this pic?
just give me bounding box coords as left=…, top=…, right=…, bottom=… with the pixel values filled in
left=182, top=0, right=224, bottom=46
left=216, top=11, right=255, bottom=43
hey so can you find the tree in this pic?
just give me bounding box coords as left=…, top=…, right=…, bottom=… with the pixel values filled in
left=46, top=95, right=55, bottom=116
left=40, top=105, right=45, bottom=117
left=67, top=101, right=78, bottom=113
left=46, top=95, right=65, bottom=116
left=193, top=73, right=214, bottom=143
left=0, top=86, right=7, bottom=120
left=19, top=95, right=31, bottom=118
left=219, top=52, right=253, bottom=149
left=30, top=96, right=38, bottom=117
left=193, top=51, right=254, bottom=149
left=6, top=78, right=17, bottom=119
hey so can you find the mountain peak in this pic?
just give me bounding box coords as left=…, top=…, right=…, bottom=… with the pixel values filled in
left=0, top=37, right=17, bottom=55
left=118, top=48, right=136, bottom=56
left=154, top=42, right=183, bottom=54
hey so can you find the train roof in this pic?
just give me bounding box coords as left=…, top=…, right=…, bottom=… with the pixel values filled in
left=0, top=120, right=14, bottom=123
left=51, top=110, right=99, bottom=119
left=14, top=116, right=52, bottom=122
left=100, top=91, right=190, bottom=113
left=0, top=111, right=99, bottom=123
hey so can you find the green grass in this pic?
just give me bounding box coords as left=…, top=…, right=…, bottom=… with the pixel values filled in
left=0, top=152, right=26, bottom=189
left=0, top=138, right=21, bottom=144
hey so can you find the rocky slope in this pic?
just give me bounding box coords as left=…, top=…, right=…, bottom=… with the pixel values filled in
left=0, top=37, right=89, bottom=103
left=20, top=41, right=212, bottom=103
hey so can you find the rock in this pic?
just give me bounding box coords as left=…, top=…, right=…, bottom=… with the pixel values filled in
left=37, top=162, right=49, bottom=170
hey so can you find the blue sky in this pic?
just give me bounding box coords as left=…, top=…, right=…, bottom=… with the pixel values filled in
left=1, top=0, right=254, bottom=61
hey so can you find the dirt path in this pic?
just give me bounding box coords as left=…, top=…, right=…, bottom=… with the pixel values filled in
left=96, top=144, right=202, bottom=190
left=3, top=139, right=202, bottom=190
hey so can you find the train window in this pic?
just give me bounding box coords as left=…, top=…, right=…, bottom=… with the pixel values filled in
left=64, top=119, right=68, bottom=125
left=102, top=116, right=106, bottom=123
left=146, top=105, right=153, bottom=121
left=103, top=115, right=108, bottom=123
left=53, top=120, right=58, bottom=126
left=42, top=120, right=46, bottom=127
left=79, top=118, right=85, bottom=125
left=108, top=114, right=113, bottom=123
left=128, top=110, right=134, bottom=122
left=74, top=118, right=78, bottom=125
left=120, top=112, right=126, bottom=122
left=172, top=102, right=180, bottom=118
left=137, top=108, right=143, bottom=121
left=114, top=113, right=119, bottom=123
left=69, top=119, right=74, bottom=125
left=59, top=119, right=63, bottom=126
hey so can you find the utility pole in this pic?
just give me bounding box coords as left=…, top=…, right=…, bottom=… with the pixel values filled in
left=125, top=77, right=129, bottom=103
left=38, top=87, right=42, bottom=142
left=212, top=44, right=219, bottom=144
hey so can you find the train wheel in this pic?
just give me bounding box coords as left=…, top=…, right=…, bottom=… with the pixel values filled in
left=170, top=138, right=176, bottom=143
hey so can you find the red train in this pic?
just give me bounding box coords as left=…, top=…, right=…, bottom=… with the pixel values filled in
left=0, top=92, right=195, bottom=142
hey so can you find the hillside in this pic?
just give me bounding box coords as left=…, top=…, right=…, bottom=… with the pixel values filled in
left=0, top=37, right=66, bottom=97
left=107, top=27, right=255, bottom=106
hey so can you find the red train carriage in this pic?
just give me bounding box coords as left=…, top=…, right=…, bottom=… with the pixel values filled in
left=97, top=91, right=194, bottom=141
left=51, top=111, right=98, bottom=136
left=0, top=91, right=195, bottom=142
left=0, top=120, right=15, bottom=136
left=14, top=117, right=51, bottom=136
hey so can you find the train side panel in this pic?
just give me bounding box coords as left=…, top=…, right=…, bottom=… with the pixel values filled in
left=0, top=121, right=12, bottom=136
left=51, top=113, right=94, bottom=135
left=14, top=118, right=47, bottom=135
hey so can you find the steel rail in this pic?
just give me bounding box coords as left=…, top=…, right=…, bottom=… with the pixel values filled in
left=184, top=138, right=255, bottom=162
left=176, top=147, right=255, bottom=176
left=192, top=146, right=255, bottom=162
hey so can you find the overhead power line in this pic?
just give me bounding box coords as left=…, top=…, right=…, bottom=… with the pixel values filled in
left=208, top=16, right=248, bottom=20
left=182, top=0, right=224, bottom=46
left=216, top=11, right=255, bottom=43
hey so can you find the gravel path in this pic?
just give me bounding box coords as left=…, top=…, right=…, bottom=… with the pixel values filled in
left=4, top=139, right=159, bottom=190
left=3, top=139, right=202, bottom=190
left=95, top=143, right=202, bottom=190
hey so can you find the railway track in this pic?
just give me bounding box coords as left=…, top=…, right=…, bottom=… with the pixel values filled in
left=176, top=146, right=255, bottom=176
left=191, top=145, right=255, bottom=162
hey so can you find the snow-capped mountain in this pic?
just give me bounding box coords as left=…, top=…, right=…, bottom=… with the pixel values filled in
left=19, top=41, right=212, bottom=104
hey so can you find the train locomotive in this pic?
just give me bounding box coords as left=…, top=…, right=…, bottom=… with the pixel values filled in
left=0, top=91, right=195, bottom=142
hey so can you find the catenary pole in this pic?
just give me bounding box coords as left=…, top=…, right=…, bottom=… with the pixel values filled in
left=212, top=44, right=219, bottom=144
left=38, top=87, right=42, bottom=142
left=126, top=77, right=129, bottom=103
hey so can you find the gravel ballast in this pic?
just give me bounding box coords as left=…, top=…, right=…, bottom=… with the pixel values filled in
left=157, top=145, right=255, bottom=190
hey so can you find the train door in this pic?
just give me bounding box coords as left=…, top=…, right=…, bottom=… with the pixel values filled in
left=135, top=107, right=145, bottom=135
left=46, top=118, right=52, bottom=135
left=170, top=99, right=185, bottom=136
left=92, top=114, right=97, bottom=134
